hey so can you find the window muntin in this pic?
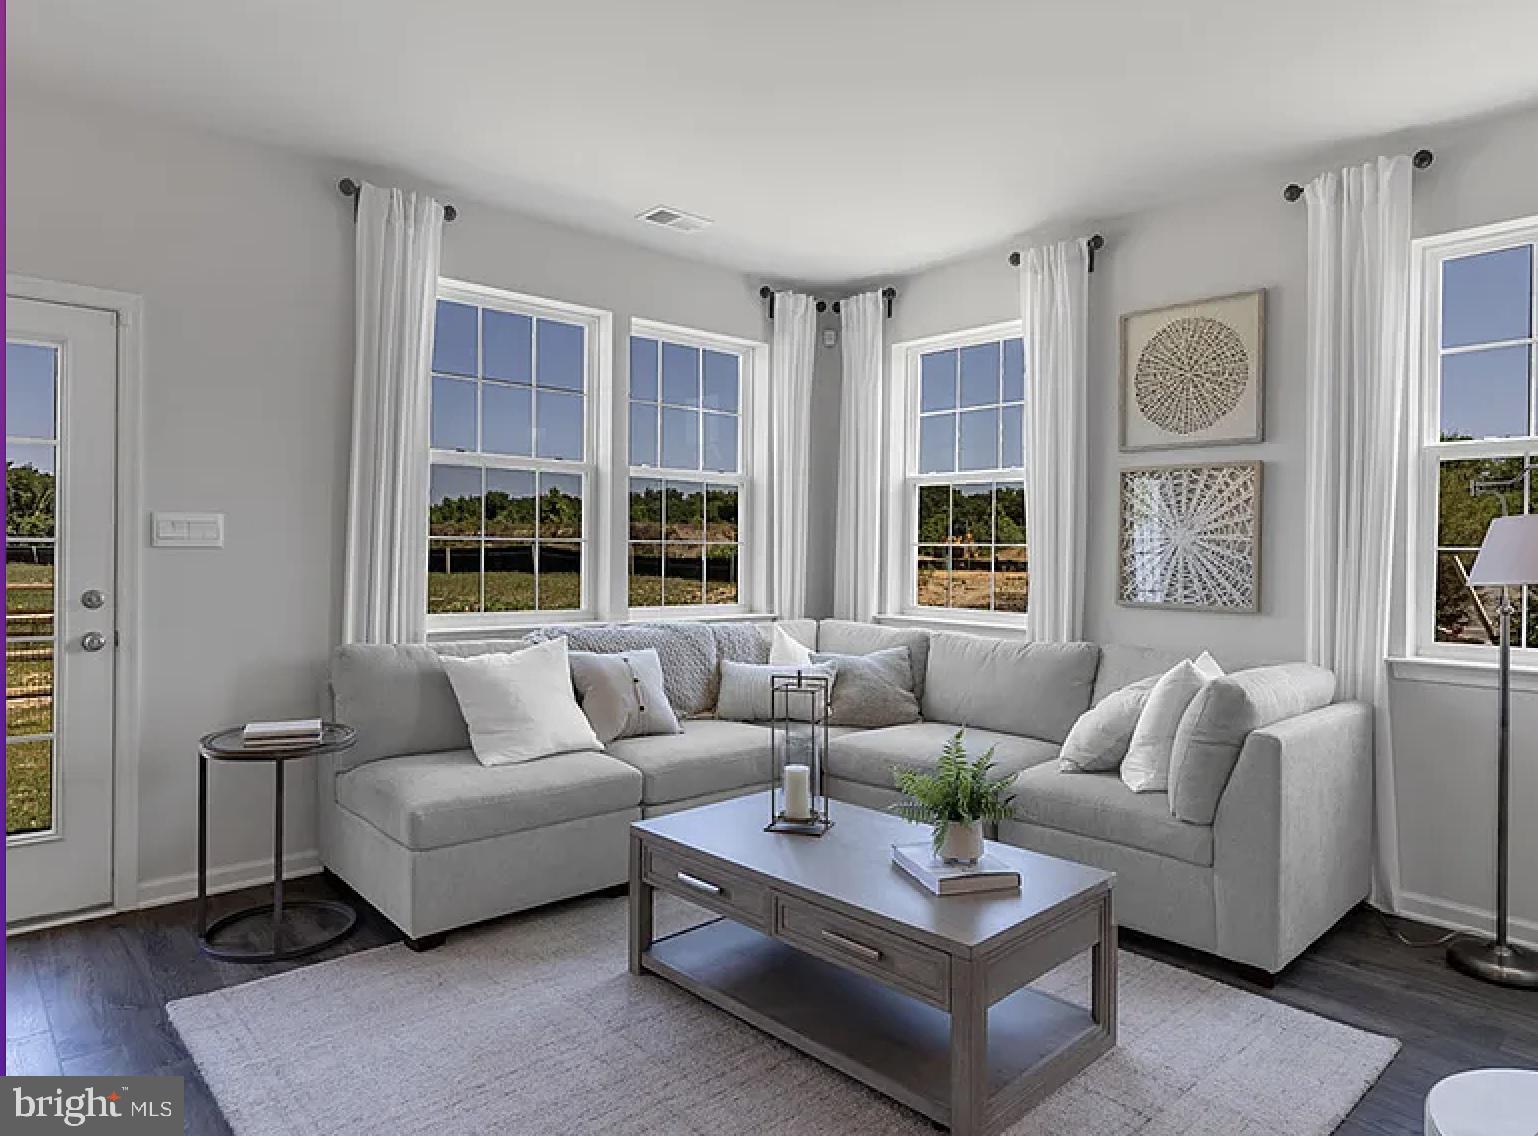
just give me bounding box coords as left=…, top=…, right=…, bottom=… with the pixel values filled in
left=627, top=332, right=746, bottom=609
left=904, top=333, right=1028, bottom=617
left=427, top=290, right=594, bottom=619
left=1419, top=225, right=1538, bottom=655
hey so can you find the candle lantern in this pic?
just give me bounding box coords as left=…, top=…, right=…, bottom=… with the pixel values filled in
left=766, top=670, right=834, bottom=836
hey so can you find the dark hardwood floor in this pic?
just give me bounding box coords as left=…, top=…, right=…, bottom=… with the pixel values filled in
left=6, top=874, right=1535, bottom=1135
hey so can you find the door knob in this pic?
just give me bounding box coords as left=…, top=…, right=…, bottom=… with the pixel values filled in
left=82, top=589, right=106, bottom=610
left=81, top=631, right=108, bottom=652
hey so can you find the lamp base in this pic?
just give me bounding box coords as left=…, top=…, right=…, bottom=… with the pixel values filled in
left=1447, top=938, right=1538, bottom=989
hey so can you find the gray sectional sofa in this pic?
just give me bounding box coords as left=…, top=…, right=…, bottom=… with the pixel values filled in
left=321, top=619, right=1372, bottom=974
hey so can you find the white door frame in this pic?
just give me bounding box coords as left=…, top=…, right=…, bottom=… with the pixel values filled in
left=8, top=273, right=144, bottom=920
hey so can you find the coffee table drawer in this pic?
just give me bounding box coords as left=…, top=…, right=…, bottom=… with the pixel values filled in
left=644, top=843, right=771, bottom=930
left=774, top=894, right=950, bottom=1010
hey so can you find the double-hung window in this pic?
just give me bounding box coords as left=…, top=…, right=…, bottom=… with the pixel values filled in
left=626, top=323, right=761, bottom=613
left=426, top=281, right=605, bottom=626
left=1414, top=217, right=1538, bottom=659
left=888, top=324, right=1028, bottom=620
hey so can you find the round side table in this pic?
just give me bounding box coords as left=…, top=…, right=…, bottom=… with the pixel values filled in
left=197, top=723, right=357, bottom=962
left=1425, top=1068, right=1538, bottom=1135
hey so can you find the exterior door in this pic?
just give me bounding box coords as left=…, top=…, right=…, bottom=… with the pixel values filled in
left=6, top=295, right=118, bottom=924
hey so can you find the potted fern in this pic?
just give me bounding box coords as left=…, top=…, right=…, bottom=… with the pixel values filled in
left=891, top=729, right=1018, bottom=865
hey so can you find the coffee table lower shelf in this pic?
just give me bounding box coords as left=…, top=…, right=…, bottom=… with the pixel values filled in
left=642, top=917, right=1105, bottom=1132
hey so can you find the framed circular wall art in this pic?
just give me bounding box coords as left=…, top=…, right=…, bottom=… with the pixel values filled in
left=1120, top=290, right=1265, bottom=451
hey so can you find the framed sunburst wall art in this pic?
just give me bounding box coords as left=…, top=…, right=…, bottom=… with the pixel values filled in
left=1119, top=461, right=1262, bottom=613
left=1120, top=290, right=1265, bottom=451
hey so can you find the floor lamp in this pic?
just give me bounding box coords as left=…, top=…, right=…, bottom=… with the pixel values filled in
left=1447, top=513, right=1538, bottom=988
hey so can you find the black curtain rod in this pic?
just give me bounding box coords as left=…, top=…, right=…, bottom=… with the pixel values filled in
left=1283, top=148, right=1434, bottom=202
left=759, top=286, right=897, bottom=319
left=1007, top=233, right=1104, bottom=272
left=338, top=178, right=459, bottom=222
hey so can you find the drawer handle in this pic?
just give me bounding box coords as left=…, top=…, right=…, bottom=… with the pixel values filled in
left=676, top=872, right=722, bottom=896
left=820, top=929, right=882, bottom=962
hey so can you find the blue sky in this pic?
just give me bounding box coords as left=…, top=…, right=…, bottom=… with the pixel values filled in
left=1440, top=244, right=1534, bottom=440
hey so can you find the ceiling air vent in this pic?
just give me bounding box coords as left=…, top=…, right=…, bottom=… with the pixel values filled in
left=637, top=205, right=712, bottom=233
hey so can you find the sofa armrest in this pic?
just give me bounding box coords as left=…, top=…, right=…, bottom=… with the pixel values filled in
left=1212, top=700, right=1373, bottom=973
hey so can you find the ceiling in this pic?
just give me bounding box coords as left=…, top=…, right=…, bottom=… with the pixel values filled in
left=9, top=1, right=1538, bottom=285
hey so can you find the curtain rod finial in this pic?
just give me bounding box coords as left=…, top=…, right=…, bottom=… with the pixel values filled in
left=1414, top=148, right=1434, bottom=170
left=339, top=177, right=360, bottom=198
left=1283, top=183, right=1305, bottom=203
left=1008, top=251, right=1021, bottom=267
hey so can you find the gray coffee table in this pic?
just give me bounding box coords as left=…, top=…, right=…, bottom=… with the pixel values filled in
left=629, top=796, right=1115, bottom=1136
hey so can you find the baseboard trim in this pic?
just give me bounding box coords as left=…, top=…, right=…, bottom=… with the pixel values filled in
left=1394, top=888, right=1538, bottom=950
left=135, top=850, right=323, bottom=909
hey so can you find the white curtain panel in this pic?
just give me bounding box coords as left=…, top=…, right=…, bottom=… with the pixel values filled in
left=769, top=291, right=818, bottom=619
left=342, top=184, right=446, bottom=644
left=1302, top=155, right=1414, bottom=910
left=1019, top=238, right=1091, bottom=642
left=833, top=291, right=885, bottom=622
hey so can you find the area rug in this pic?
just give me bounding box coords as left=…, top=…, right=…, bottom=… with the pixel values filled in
left=169, top=895, right=1398, bottom=1136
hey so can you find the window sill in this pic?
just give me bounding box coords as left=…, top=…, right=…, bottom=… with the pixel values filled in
left=427, top=608, right=775, bottom=641
left=1387, top=655, right=1538, bottom=693
left=876, top=611, right=1030, bottom=638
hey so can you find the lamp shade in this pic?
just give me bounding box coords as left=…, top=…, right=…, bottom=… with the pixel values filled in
left=1469, top=515, right=1538, bottom=586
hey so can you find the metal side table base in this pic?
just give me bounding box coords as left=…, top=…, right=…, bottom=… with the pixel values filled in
left=197, top=722, right=358, bottom=964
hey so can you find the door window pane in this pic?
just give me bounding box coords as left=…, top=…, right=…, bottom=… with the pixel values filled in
left=662, top=342, right=701, bottom=406
left=703, top=351, right=740, bottom=412
left=6, top=344, right=57, bottom=440
left=431, top=377, right=477, bottom=451
left=1442, top=246, right=1533, bottom=349
left=6, top=738, right=52, bottom=836
left=6, top=544, right=54, bottom=640
left=484, top=469, right=536, bottom=537
left=920, top=350, right=958, bottom=411
left=536, top=391, right=584, bottom=460
left=960, top=342, right=1001, bottom=407
left=432, top=300, right=478, bottom=376
left=483, top=309, right=532, bottom=384
left=429, top=464, right=482, bottom=536
left=6, top=642, right=53, bottom=738
left=6, top=445, right=56, bottom=538
left=630, top=337, right=659, bottom=401
left=1440, top=346, right=1532, bottom=440
left=536, top=320, right=585, bottom=391
left=481, top=382, right=533, bottom=456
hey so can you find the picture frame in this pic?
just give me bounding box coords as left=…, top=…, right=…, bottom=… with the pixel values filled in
left=1118, top=461, right=1263, bottom=613
left=1120, top=289, right=1265, bottom=452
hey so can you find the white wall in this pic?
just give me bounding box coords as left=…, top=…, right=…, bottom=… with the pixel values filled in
left=4, top=94, right=771, bottom=901
left=885, top=104, right=1538, bottom=941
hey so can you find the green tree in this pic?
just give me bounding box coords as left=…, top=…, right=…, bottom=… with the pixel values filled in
left=6, top=462, right=55, bottom=538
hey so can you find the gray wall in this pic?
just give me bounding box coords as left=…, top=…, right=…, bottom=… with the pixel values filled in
left=4, top=93, right=770, bottom=899
left=884, top=103, right=1538, bottom=941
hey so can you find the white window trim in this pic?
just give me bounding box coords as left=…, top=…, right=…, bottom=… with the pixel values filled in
left=882, top=320, right=1027, bottom=629
left=427, top=279, right=613, bottom=634
left=625, top=317, right=770, bottom=620
left=1407, top=215, right=1538, bottom=668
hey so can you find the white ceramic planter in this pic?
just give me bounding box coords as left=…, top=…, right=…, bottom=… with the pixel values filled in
left=938, top=820, right=984, bottom=865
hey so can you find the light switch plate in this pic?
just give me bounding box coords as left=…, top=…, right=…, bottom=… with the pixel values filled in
left=152, top=512, right=225, bottom=548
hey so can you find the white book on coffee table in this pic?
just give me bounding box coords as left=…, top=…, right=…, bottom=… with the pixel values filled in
left=891, top=841, right=1021, bottom=896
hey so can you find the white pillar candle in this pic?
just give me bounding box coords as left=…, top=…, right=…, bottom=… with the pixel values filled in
left=783, top=764, right=813, bottom=821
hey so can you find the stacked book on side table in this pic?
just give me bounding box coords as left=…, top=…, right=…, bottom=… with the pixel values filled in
left=892, top=842, right=1022, bottom=896
left=242, top=718, right=323, bottom=751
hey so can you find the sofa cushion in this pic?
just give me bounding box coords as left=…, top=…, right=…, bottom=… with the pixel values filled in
left=1168, top=663, right=1338, bottom=824
left=714, top=660, right=836, bottom=723
left=711, top=622, right=772, bottom=667
left=811, top=647, right=921, bottom=728
left=1013, top=763, right=1213, bottom=867
left=605, top=718, right=775, bottom=805
left=336, top=748, right=641, bottom=850
left=1122, top=653, right=1222, bottom=793
left=921, top=633, right=1100, bottom=744
left=330, top=640, right=532, bottom=772
left=1091, top=644, right=1190, bottom=706
left=816, top=620, right=931, bottom=702
left=1059, top=672, right=1162, bottom=773
left=569, top=649, right=681, bottom=744
left=828, top=721, right=1059, bottom=790
left=525, top=622, right=719, bottom=717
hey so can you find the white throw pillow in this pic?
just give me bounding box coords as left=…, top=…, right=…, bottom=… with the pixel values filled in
left=440, top=636, right=602, bottom=766
left=1058, top=672, right=1162, bottom=773
left=1120, top=652, right=1223, bottom=793
left=769, top=623, right=815, bottom=666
